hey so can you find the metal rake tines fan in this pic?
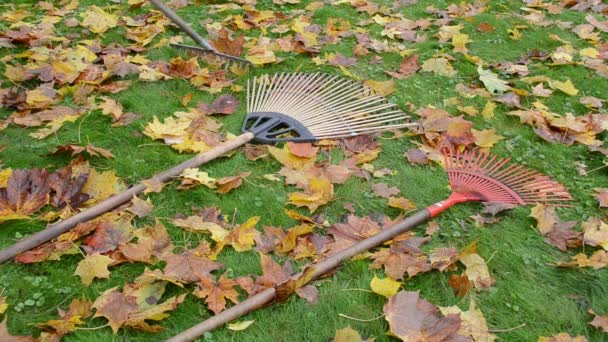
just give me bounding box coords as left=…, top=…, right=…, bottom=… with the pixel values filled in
left=0, top=72, right=414, bottom=263
left=166, top=148, right=573, bottom=342
left=149, top=0, right=251, bottom=67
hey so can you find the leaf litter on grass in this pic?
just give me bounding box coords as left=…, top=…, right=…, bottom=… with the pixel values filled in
left=0, top=0, right=607, bottom=340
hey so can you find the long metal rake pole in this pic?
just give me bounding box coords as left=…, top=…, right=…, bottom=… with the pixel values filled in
left=149, top=0, right=216, bottom=51
left=0, top=132, right=255, bottom=263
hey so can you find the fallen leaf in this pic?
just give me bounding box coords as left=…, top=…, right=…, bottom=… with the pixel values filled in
left=363, top=79, right=395, bottom=96
left=388, top=196, right=417, bottom=211
left=594, top=188, right=608, bottom=207
left=530, top=204, right=557, bottom=235
left=386, top=54, right=420, bottom=79
left=372, top=183, right=400, bottom=198
left=74, top=253, right=114, bottom=286
left=459, top=242, right=495, bottom=289
left=439, top=300, right=496, bottom=342
left=583, top=217, right=608, bottom=250
left=383, top=291, right=464, bottom=341
left=370, top=275, right=401, bottom=298
left=227, top=320, right=255, bottom=331
left=472, top=128, right=504, bottom=149
left=548, top=79, right=579, bottom=96
left=421, top=58, right=457, bottom=77
left=555, top=250, right=608, bottom=270
left=81, top=6, right=118, bottom=34
left=448, top=274, right=473, bottom=297
left=288, top=176, right=334, bottom=212
left=215, top=172, right=250, bottom=194
left=162, top=251, right=223, bottom=284
left=194, top=275, right=240, bottom=314
left=223, top=216, right=261, bottom=252
left=333, top=326, right=369, bottom=342
left=92, top=288, right=139, bottom=333
left=198, top=94, right=239, bottom=115
left=478, top=65, right=510, bottom=94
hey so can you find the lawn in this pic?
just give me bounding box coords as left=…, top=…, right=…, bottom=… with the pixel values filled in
left=1, top=0, right=608, bottom=341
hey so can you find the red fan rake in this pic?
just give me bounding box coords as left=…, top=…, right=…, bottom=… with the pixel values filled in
left=167, top=148, right=572, bottom=342
left=426, top=148, right=572, bottom=217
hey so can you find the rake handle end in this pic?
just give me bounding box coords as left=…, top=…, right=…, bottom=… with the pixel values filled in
left=0, top=132, right=255, bottom=264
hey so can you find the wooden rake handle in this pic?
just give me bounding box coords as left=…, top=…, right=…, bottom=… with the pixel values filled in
left=166, top=209, right=432, bottom=342
left=0, top=132, right=255, bottom=264
left=149, top=0, right=216, bottom=51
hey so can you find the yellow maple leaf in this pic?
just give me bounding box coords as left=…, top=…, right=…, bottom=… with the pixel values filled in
left=363, top=79, right=395, bottom=96
left=452, top=33, right=471, bottom=53
left=74, top=253, right=114, bottom=286
left=180, top=168, right=217, bottom=189
left=245, top=48, right=278, bottom=66
left=421, top=58, right=457, bottom=77
left=388, top=196, right=416, bottom=211
left=83, top=169, right=125, bottom=202
left=268, top=145, right=316, bottom=169
left=481, top=101, right=496, bottom=120
left=81, top=6, right=118, bottom=34
left=548, top=79, right=579, bottom=96
left=224, top=216, right=260, bottom=252
left=288, top=176, right=334, bottom=213
left=472, top=128, right=504, bottom=149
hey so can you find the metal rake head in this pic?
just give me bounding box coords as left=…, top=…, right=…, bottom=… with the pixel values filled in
left=443, top=149, right=572, bottom=205
left=172, top=43, right=251, bottom=70
left=243, top=73, right=417, bottom=144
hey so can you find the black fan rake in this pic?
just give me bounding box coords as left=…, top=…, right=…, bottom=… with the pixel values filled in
left=0, top=72, right=415, bottom=263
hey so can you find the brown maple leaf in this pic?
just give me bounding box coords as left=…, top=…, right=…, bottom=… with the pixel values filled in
left=210, top=29, right=245, bottom=57
left=83, top=220, right=134, bottom=254
left=92, top=288, right=139, bottom=333
left=429, top=247, right=458, bottom=272
left=371, top=247, right=431, bottom=280
left=448, top=274, right=474, bottom=297
left=0, top=169, right=50, bottom=221
left=194, top=275, right=240, bottom=314
left=386, top=54, right=420, bottom=79
left=215, top=172, right=251, bottom=194
left=48, top=166, right=90, bottom=209
left=383, top=291, right=466, bottom=341
left=372, top=183, right=400, bottom=198
left=198, top=94, right=240, bottom=115
left=256, top=253, right=291, bottom=289
left=405, top=148, right=430, bottom=165
left=118, top=223, right=173, bottom=264
left=162, top=251, right=223, bottom=284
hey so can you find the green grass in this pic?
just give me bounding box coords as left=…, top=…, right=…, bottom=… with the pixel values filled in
left=1, top=0, right=608, bottom=341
